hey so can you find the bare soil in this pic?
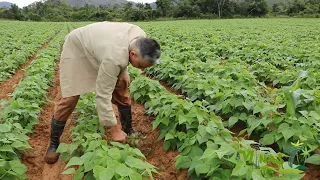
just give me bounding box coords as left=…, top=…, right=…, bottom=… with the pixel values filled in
left=21, top=61, right=74, bottom=180
left=0, top=53, right=37, bottom=100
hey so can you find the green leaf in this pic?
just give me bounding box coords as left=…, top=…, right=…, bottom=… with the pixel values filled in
left=134, top=93, right=141, bottom=100
left=261, top=133, right=275, bottom=145
left=309, top=111, right=320, bottom=120
left=305, top=154, right=320, bottom=165
left=228, top=116, right=238, bottom=128
left=99, top=167, right=114, bottom=180
left=165, top=133, right=174, bottom=140
left=195, top=163, right=210, bottom=176
left=93, top=166, right=105, bottom=179
left=125, top=156, right=155, bottom=170
left=299, top=111, right=308, bottom=118
left=74, top=172, right=84, bottom=180
left=175, top=155, right=192, bottom=169
left=87, top=141, right=100, bottom=152
left=130, top=148, right=145, bottom=159
left=11, top=141, right=26, bottom=149
left=231, top=162, right=246, bottom=177
left=0, top=145, right=16, bottom=154
left=84, top=160, right=95, bottom=172
left=56, top=143, right=69, bottom=153
left=242, top=101, right=253, bottom=111
left=279, top=168, right=303, bottom=175
left=116, top=163, right=134, bottom=177
left=61, top=168, right=76, bottom=175
left=84, top=172, right=95, bottom=180
left=129, top=172, right=142, bottom=180
left=111, top=142, right=126, bottom=149
left=178, top=114, right=188, bottom=124
left=65, top=157, right=84, bottom=169
left=0, top=124, right=11, bottom=132
left=297, top=70, right=308, bottom=79
left=282, top=129, right=295, bottom=142
left=252, top=169, right=266, bottom=180
left=61, top=152, right=71, bottom=162
left=109, top=148, right=121, bottom=160
left=9, top=160, right=27, bottom=175
left=68, top=143, right=79, bottom=154
left=163, top=140, right=171, bottom=151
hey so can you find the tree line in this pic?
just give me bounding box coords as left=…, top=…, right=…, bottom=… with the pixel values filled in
left=0, top=0, right=319, bottom=22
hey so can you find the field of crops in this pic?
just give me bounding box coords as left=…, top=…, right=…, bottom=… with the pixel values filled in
left=0, top=19, right=319, bottom=180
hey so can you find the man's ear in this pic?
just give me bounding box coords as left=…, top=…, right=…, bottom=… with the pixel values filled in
left=129, top=50, right=136, bottom=57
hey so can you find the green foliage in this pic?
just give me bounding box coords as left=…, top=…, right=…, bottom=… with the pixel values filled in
left=140, top=19, right=320, bottom=164
left=5, top=0, right=312, bottom=22
left=56, top=92, right=159, bottom=179
left=0, top=21, right=63, bottom=83
left=128, top=67, right=305, bottom=179
left=0, top=26, right=67, bottom=179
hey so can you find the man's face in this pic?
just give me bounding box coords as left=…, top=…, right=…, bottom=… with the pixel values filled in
left=129, top=50, right=153, bottom=71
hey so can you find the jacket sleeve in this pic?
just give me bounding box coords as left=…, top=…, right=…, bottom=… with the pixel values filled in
left=95, top=60, right=121, bottom=126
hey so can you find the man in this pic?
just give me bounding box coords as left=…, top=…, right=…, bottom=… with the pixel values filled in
left=45, top=22, right=161, bottom=164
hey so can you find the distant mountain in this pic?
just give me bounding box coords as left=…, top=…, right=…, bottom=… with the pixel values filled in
left=0, top=1, right=13, bottom=9
left=63, top=0, right=138, bottom=7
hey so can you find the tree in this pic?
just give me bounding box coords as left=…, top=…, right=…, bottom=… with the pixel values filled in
left=155, top=0, right=173, bottom=17
left=217, top=0, right=227, bottom=18
left=7, top=4, right=23, bottom=20
left=246, top=0, right=269, bottom=16
left=173, top=1, right=201, bottom=18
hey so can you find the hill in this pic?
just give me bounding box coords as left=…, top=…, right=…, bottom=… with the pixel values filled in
left=63, top=0, right=137, bottom=7
left=0, top=1, right=13, bottom=8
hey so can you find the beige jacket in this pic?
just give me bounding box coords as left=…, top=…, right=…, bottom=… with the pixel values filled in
left=60, top=22, right=146, bottom=126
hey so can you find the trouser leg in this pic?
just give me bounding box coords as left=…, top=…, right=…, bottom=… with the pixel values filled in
left=45, top=95, right=80, bottom=164
left=112, top=73, right=134, bottom=134
left=54, top=95, right=80, bottom=121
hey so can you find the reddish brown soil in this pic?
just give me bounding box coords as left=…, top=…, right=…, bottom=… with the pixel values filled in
left=302, top=164, right=320, bottom=180
left=21, top=61, right=74, bottom=180
left=109, top=103, right=189, bottom=180
left=0, top=53, right=37, bottom=100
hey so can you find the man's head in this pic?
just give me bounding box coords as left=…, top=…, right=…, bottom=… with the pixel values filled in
left=129, top=38, right=161, bottom=70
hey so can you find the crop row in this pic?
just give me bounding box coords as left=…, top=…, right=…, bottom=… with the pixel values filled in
left=0, top=26, right=67, bottom=180
left=128, top=67, right=307, bottom=179
left=139, top=20, right=320, bottom=163
left=56, top=93, right=158, bottom=180
left=0, top=22, right=65, bottom=83
left=137, top=19, right=320, bottom=82
left=144, top=56, right=320, bottom=156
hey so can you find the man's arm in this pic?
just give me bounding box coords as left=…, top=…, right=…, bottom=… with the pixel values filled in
left=95, top=60, right=120, bottom=126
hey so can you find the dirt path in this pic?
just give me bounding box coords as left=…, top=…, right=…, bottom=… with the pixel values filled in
left=0, top=43, right=48, bottom=101
left=21, top=61, right=74, bottom=180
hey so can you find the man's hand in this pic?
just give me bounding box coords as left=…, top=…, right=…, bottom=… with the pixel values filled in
left=111, top=125, right=127, bottom=143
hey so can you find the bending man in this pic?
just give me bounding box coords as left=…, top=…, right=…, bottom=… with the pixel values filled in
left=45, top=22, right=161, bottom=164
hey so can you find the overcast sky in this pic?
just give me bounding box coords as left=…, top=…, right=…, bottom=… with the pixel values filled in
left=5, top=0, right=156, bottom=8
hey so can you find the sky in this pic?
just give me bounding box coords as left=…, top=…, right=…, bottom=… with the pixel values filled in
left=5, top=0, right=156, bottom=8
